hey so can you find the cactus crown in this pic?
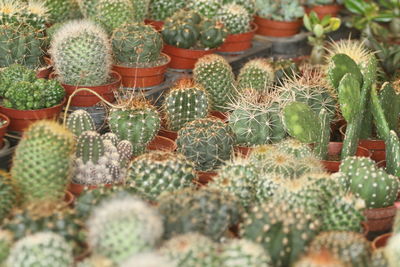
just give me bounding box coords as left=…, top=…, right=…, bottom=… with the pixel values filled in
left=325, top=39, right=371, bottom=67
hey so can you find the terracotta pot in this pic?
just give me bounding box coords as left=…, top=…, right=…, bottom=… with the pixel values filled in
left=68, top=183, right=113, bottom=196
left=51, top=71, right=121, bottom=107
left=112, top=53, right=170, bottom=88
left=210, top=111, right=229, bottom=122
left=306, top=4, right=343, bottom=19
left=234, top=146, right=253, bottom=158
left=320, top=142, right=371, bottom=173
left=147, top=135, right=177, bottom=152
left=363, top=205, right=397, bottom=232
left=158, top=128, right=178, bottom=142
left=218, top=23, right=258, bottom=53
left=0, top=98, right=66, bottom=132
left=36, top=66, right=53, bottom=79
left=254, top=16, right=302, bottom=37
left=64, top=190, right=75, bottom=207
left=372, top=233, right=392, bottom=250
left=376, top=160, right=386, bottom=169
left=163, top=44, right=215, bottom=70
left=144, top=19, right=164, bottom=32
left=0, top=113, right=10, bottom=149
left=197, top=171, right=217, bottom=185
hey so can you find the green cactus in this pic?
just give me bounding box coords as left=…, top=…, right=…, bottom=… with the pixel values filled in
left=307, top=231, right=371, bottom=267
left=162, top=78, right=210, bottom=131
left=126, top=151, right=196, bottom=200
left=87, top=195, right=163, bottom=264
left=222, top=0, right=256, bottom=15
left=217, top=4, right=251, bottom=35
left=276, top=138, right=314, bottom=158
left=0, top=230, right=12, bottom=265
left=176, top=117, right=234, bottom=171
left=77, top=255, right=114, bottom=267
left=129, top=0, right=150, bottom=21
left=188, top=0, right=221, bottom=18
left=327, top=53, right=364, bottom=90
left=11, top=121, right=75, bottom=205
left=77, top=0, right=99, bottom=18
left=66, top=109, right=96, bottom=137
left=199, top=18, right=228, bottom=49
left=255, top=0, right=305, bottom=21
left=386, top=233, right=400, bottom=267
left=220, top=239, right=272, bottom=267
left=108, top=99, right=161, bottom=156
left=49, top=19, right=112, bottom=86
left=386, top=130, right=400, bottom=177
left=0, top=171, right=16, bottom=224
left=272, top=58, right=300, bottom=85
left=379, top=82, right=400, bottom=135
left=0, top=0, right=22, bottom=25
left=148, top=0, right=187, bottom=21
left=157, top=188, right=242, bottom=241
left=42, top=0, right=82, bottom=24
left=193, top=54, right=236, bottom=111
left=250, top=147, right=298, bottom=177
left=253, top=173, right=285, bottom=203
left=240, top=202, right=320, bottom=267
left=94, top=0, right=135, bottom=34
left=111, top=22, right=163, bottom=67
left=0, top=64, right=36, bottom=97
left=7, top=232, right=73, bottom=267
left=23, top=0, right=48, bottom=30
left=237, top=59, right=275, bottom=91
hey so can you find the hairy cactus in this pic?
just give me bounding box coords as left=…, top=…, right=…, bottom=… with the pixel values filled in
left=87, top=195, right=163, bottom=264
left=176, top=118, right=234, bottom=171
left=163, top=78, right=210, bottom=132
left=148, top=0, right=187, bottom=21
left=240, top=202, right=320, bottom=267
left=108, top=99, right=161, bottom=156
left=217, top=4, right=251, bottom=34
left=77, top=0, right=99, bottom=18
left=325, top=39, right=371, bottom=69
left=94, top=0, right=135, bottom=34
left=11, top=121, right=75, bottom=205
left=276, top=138, right=314, bottom=158
left=111, top=22, right=163, bottom=67
left=220, top=239, right=272, bottom=267
left=223, top=0, right=256, bottom=15
left=7, top=232, right=73, bottom=267
left=237, top=59, right=275, bottom=91
left=157, top=188, right=242, bottom=241
left=42, top=0, right=82, bottom=24
left=193, top=54, right=236, bottom=111
left=66, top=109, right=96, bottom=137
left=0, top=230, right=12, bottom=264
left=49, top=19, right=112, bottom=86
left=187, top=0, right=221, bottom=18
left=126, top=151, right=196, bottom=200
left=0, top=171, right=16, bottom=223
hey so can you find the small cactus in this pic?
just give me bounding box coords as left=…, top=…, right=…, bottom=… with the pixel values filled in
left=148, top=0, right=187, bottom=21
left=237, top=58, right=275, bottom=91
left=187, top=0, right=221, bottom=18
left=216, top=4, right=251, bottom=35
left=94, top=0, right=135, bottom=34
left=276, top=138, right=314, bottom=159
left=66, top=109, right=96, bottom=137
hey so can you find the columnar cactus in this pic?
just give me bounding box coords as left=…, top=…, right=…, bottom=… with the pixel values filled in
left=0, top=171, right=16, bottom=223
left=66, top=109, right=96, bottom=137
left=49, top=19, right=112, bottom=86
left=126, top=151, right=196, bottom=200
left=87, top=195, right=163, bottom=264
left=193, top=54, right=236, bottom=111
left=148, top=0, right=187, bottom=21
left=220, top=239, right=272, bottom=267
left=237, top=59, right=275, bottom=91
left=11, top=121, right=75, bottom=205
left=216, top=4, right=251, bottom=34
left=162, top=78, right=210, bottom=131
left=187, top=0, right=221, bottom=18
left=7, top=232, right=74, bottom=267
left=176, top=118, right=234, bottom=171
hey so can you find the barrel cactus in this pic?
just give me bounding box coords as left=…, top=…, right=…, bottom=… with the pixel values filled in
left=148, top=0, right=187, bottom=21
left=237, top=58, right=275, bottom=91
left=223, top=0, right=256, bottom=15
left=11, top=121, right=75, bottom=205
left=220, top=239, right=272, bottom=267
left=77, top=0, right=99, bottom=18
left=49, top=19, right=112, bottom=86
left=188, top=0, right=221, bottom=18
left=162, top=78, right=210, bottom=131
left=216, top=4, right=251, bottom=34
left=250, top=149, right=298, bottom=178
left=176, top=117, right=234, bottom=171
left=0, top=171, right=16, bottom=223
left=66, top=109, right=96, bottom=137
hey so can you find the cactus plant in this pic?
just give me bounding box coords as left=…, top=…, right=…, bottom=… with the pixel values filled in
left=77, top=255, right=114, bottom=267
left=11, top=121, right=75, bottom=205
left=220, top=239, right=272, bottom=267
left=0, top=171, right=16, bottom=224
left=223, top=0, right=256, bottom=15
left=187, top=0, right=221, bottom=18
left=66, top=109, right=96, bottom=137
left=49, top=19, right=112, bottom=86
left=7, top=232, right=74, bottom=267
left=255, top=0, right=305, bottom=21
left=276, top=138, right=315, bottom=158
left=385, top=233, right=400, bottom=267
left=126, top=151, right=196, bottom=200
left=77, top=0, right=99, bottom=18
left=0, top=64, right=36, bottom=97
left=23, top=0, right=48, bottom=30
left=325, top=39, right=371, bottom=69
left=294, top=250, right=347, bottom=267
left=216, top=4, right=251, bottom=35
left=371, top=248, right=389, bottom=267
left=176, top=117, right=234, bottom=171
left=385, top=130, right=400, bottom=177
left=42, top=0, right=82, bottom=24
left=237, top=58, right=275, bottom=91
left=87, top=195, right=163, bottom=264
left=272, top=58, right=300, bottom=85
left=193, top=54, right=236, bottom=111
left=129, top=0, right=150, bottom=21
left=93, top=0, right=135, bottom=34
left=0, top=230, right=12, bottom=264
left=147, top=0, right=187, bottom=21
left=121, top=252, right=176, bottom=267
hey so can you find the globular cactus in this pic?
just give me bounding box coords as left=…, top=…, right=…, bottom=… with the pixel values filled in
left=276, top=138, right=314, bottom=159
left=0, top=0, right=22, bottom=25
left=23, top=0, right=48, bottom=30
left=108, top=99, right=161, bottom=156
left=162, top=78, right=210, bottom=132
left=126, top=151, right=196, bottom=200
left=216, top=4, right=251, bottom=35
left=240, top=202, right=320, bottom=267
left=77, top=255, right=114, bottom=267
left=193, top=54, right=236, bottom=111
left=228, top=89, right=285, bottom=147
left=294, top=250, right=347, bottom=267
left=7, top=232, right=74, bottom=267
left=339, top=156, right=399, bottom=209
left=307, top=231, right=371, bottom=267
left=11, top=121, right=75, bottom=205
left=176, top=117, right=234, bottom=171
left=253, top=173, right=285, bottom=204
left=187, top=0, right=221, bottom=18
left=237, top=59, right=275, bottom=91
left=157, top=188, right=242, bottom=241
left=66, top=109, right=96, bottom=137
left=94, top=0, right=135, bottom=34
left=325, top=39, right=371, bottom=70
left=102, top=132, right=119, bottom=146
left=0, top=230, right=12, bottom=264
left=255, top=0, right=304, bottom=22
left=0, top=64, right=37, bottom=97
left=0, top=171, right=16, bottom=223
left=111, top=22, right=163, bottom=67
left=249, top=149, right=299, bottom=178
left=148, top=0, right=187, bottom=21
left=129, top=0, right=150, bottom=21
left=87, top=195, right=163, bottom=264
left=220, top=239, right=272, bottom=267
left=121, top=252, right=176, bottom=267
left=272, top=58, right=300, bottom=85
left=42, top=0, right=82, bottom=24
left=222, top=0, right=256, bottom=15
left=385, top=233, right=400, bottom=267
left=159, top=233, right=219, bottom=266
left=49, top=19, right=112, bottom=86
left=77, top=0, right=99, bottom=18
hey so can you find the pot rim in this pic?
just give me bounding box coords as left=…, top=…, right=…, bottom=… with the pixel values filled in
left=112, top=53, right=171, bottom=72
left=0, top=113, right=10, bottom=129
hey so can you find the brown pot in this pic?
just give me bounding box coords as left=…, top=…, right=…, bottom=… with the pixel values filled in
left=320, top=142, right=371, bottom=173
left=112, top=53, right=171, bottom=88
left=158, top=128, right=178, bottom=142
left=68, top=183, right=113, bottom=196
left=163, top=44, right=215, bottom=70
left=144, top=19, right=164, bottom=32
left=363, top=205, right=397, bottom=232
left=372, top=233, right=392, bottom=250
left=147, top=135, right=177, bottom=152
left=306, top=4, right=343, bottom=19
left=0, top=113, right=10, bottom=149
left=36, top=66, right=53, bottom=79
left=234, top=146, right=253, bottom=158
left=0, top=98, right=66, bottom=132
left=197, top=171, right=218, bottom=185
left=74, top=243, right=91, bottom=262
left=254, top=16, right=302, bottom=37
left=64, top=190, right=75, bottom=207
left=210, top=111, right=229, bottom=122
left=51, top=71, right=121, bottom=107
left=217, top=23, right=258, bottom=53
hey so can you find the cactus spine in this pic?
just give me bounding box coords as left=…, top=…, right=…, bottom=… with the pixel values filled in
left=237, top=58, right=275, bottom=91
left=220, top=239, right=272, bottom=267
left=217, top=4, right=251, bottom=34
left=148, top=0, right=187, bottom=21
left=66, top=109, right=96, bottom=137
left=188, top=0, right=221, bottom=18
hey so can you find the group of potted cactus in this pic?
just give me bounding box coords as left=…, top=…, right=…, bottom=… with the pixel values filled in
left=0, top=0, right=400, bottom=266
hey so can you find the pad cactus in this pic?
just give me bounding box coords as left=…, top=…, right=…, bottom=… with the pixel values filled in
left=187, top=0, right=221, bottom=18
left=176, top=117, right=234, bottom=171
left=220, top=239, right=272, bottom=267
left=276, top=138, right=314, bottom=158
left=0, top=171, right=16, bottom=223
left=0, top=230, right=12, bottom=264
left=66, top=109, right=96, bottom=137
left=216, top=4, right=251, bottom=34
left=7, top=232, right=73, bottom=267
left=11, top=121, right=75, bottom=205
left=87, top=195, right=163, bottom=264
left=162, top=78, right=210, bottom=131
left=237, top=59, right=275, bottom=91
left=193, top=54, right=236, bottom=111
left=94, top=0, right=135, bottom=34
left=148, top=0, right=187, bottom=21
left=49, top=19, right=112, bottom=86
left=126, top=151, right=196, bottom=200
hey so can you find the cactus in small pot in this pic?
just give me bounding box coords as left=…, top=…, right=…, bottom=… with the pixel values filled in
left=148, top=0, right=187, bottom=21
left=223, top=0, right=256, bottom=16
left=0, top=64, right=36, bottom=97
left=237, top=58, right=275, bottom=91
left=42, top=0, right=82, bottom=24
left=216, top=4, right=251, bottom=35
left=129, top=0, right=150, bottom=21
left=66, top=109, right=96, bottom=137
left=276, top=138, right=315, bottom=159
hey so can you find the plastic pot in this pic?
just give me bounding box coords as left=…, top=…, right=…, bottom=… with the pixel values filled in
left=372, top=233, right=392, bottom=250
left=197, top=171, right=217, bottom=185
left=234, top=146, right=253, bottom=158
left=363, top=205, right=397, bottom=232
left=0, top=98, right=66, bottom=132
left=163, top=44, right=215, bottom=70
left=0, top=113, right=10, bottom=149
left=254, top=16, right=302, bottom=37
left=147, top=135, right=177, bottom=152
left=158, top=128, right=178, bottom=142
left=112, top=53, right=171, bottom=88
left=144, top=19, right=164, bottom=32
left=36, top=66, right=53, bottom=79
left=306, top=4, right=342, bottom=19
left=217, top=23, right=258, bottom=53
